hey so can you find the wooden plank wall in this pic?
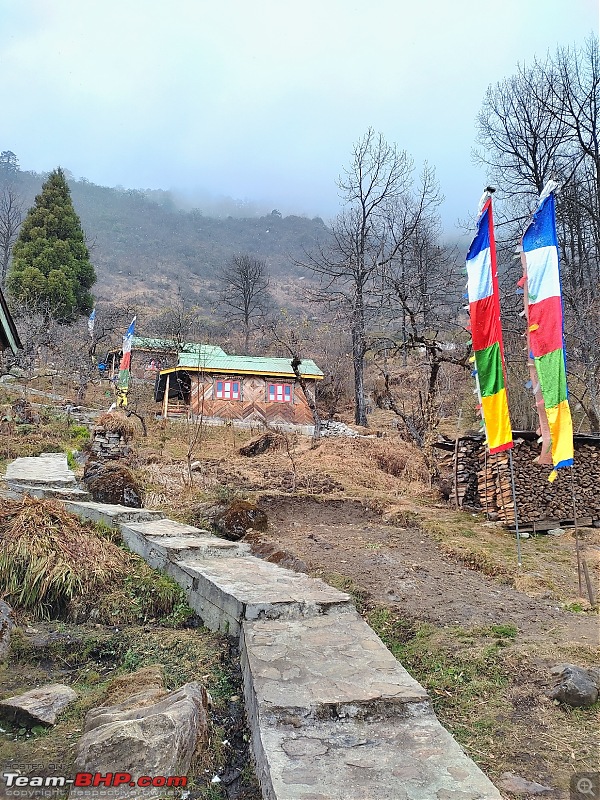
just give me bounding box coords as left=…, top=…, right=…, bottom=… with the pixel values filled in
left=187, top=375, right=315, bottom=427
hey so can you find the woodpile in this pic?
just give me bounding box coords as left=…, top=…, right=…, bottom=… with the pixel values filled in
left=448, top=432, right=600, bottom=529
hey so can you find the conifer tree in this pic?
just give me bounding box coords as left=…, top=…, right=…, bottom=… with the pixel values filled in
left=8, top=168, right=96, bottom=320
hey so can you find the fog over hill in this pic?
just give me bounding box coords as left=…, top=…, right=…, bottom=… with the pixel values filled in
left=5, top=168, right=332, bottom=312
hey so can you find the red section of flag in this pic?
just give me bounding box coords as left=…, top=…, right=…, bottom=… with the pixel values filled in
left=120, top=352, right=131, bottom=371
left=529, top=296, right=563, bottom=358
left=470, top=294, right=499, bottom=351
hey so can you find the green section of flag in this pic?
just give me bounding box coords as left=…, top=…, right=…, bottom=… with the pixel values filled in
left=117, top=368, right=130, bottom=390
left=475, top=342, right=505, bottom=398
left=535, top=349, right=567, bottom=409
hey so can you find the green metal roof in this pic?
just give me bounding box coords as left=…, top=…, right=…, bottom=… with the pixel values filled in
left=172, top=352, right=324, bottom=379
left=132, top=337, right=226, bottom=356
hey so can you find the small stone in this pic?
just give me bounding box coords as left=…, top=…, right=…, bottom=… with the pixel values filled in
left=498, top=772, right=553, bottom=795
left=549, top=664, right=599, bottom=707
left=546, top=528, right=565, bottom=536
left=0, top=684, right=77, bottom=726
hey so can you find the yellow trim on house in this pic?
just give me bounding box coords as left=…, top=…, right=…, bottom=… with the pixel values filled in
left=159, top=366, right=324, bottom=380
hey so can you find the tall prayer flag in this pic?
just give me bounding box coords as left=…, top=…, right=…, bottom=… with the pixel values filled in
left=116, top=316, right=136, bottom=407
left=88, top=307, right=96, bottom=338
left=466, top=193, right=513, bottom=453
left=522, top=185, right=573, bottom=479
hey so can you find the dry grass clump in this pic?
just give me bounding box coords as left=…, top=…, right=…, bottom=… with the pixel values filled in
left=370, top=439, right=429, bottom=483
left=0, top=496, right=124, bottom=617
left=96, top=412, right=136, bottom=441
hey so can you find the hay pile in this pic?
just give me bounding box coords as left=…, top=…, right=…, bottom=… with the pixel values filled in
left=0, top=497, right=187, bottom=623
left=0, top=496, right=124, bottom=617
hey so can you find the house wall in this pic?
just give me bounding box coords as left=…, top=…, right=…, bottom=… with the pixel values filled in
left=188, top=374, right=315, bottom=427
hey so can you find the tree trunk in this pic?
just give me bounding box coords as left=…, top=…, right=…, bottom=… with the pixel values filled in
left=352, top=327, right=367, bottom=426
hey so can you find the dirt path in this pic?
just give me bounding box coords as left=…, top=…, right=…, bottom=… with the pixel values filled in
left=248, top=496, right=598, bottom=650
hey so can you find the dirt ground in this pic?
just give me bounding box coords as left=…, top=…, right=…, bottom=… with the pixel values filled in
left=250, top=496, right=598, bottom=646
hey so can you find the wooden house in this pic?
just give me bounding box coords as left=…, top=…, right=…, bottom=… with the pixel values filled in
left=105, top=338, right=226, bottom=382
left=154, top=348, right=324, bottom=433
left=0, top=287, right=21, bottom=355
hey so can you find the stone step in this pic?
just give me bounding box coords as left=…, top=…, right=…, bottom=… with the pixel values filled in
left=242, top=613, right=428, bottom=719
left=254, top=708, right=502, bottom=800
left=61, top=500, right=165, bottom=527
left=169, top=556, right=352, bottom=636
left=120, top=519, right=250, bottom=572
left=5, top=453, right=77, bottom=489
left=242, top=617, right=501, bottom=799
left=7, top=485, right=92, bottom=501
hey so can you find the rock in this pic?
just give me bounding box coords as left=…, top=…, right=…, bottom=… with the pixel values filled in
left=83, top=461, right=143, bottom=508
left=0, top=600, right=14, bottom=661
left=0, top=374, right=15, bottom=384
left=70, top=682, right=209, bottom=799
left=8, top=366, right=26, bottom=378
left=0, top=683, right=77, bottom=726
left=549, top=663, right=599, bottom=707
left=546, top=527, right=566, bottom=536
left=498, top=772, right=553, bottom=795
left=213, top=499, right=268, bottom=541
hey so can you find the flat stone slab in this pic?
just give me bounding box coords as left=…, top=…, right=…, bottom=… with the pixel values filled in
left=256, top=711, right=502, bottom=800
left=62, top=501, right=165, bottom=527
left=9, top=485, right=92, bottom=501
left=120, top=520, right=250, bottom=571
left=173, top=556, right=351, bottom=635
left=242, top=613, right=428, bottom=716
left=5, top=453, right=76, bottom=488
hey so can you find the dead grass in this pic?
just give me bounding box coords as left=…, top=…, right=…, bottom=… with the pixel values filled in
left=0, top=497, right=193, bottom=625
left=96, top=411, right=136, bottom=440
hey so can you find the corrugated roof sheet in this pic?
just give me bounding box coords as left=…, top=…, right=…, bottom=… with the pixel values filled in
left=132, top=337, right=226, bottom=356
left=175, top=352, right=324, bottom=379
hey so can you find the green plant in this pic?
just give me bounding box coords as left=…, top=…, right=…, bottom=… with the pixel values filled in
left=66, top=449, right=77, bottom=470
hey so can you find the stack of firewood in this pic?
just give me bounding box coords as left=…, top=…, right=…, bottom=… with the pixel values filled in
left=476, top=437, right=600, bottom=527
left=455, top=438, right=482, bottom=508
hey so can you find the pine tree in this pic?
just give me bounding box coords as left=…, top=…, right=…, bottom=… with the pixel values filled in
left=7, top=168, right=96, bottom=320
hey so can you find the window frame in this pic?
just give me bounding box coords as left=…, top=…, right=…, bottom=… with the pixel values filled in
left=267, top=382, right=293, bottom=403
left=214, top=378, right=241, bottom=401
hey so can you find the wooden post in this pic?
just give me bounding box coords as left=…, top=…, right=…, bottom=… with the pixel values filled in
left=162, top=373, right=170, bottom=419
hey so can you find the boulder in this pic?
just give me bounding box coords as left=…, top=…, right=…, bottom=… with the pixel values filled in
left=70, top=681, right=209, bottom=799
left=0, top=600, right=14, bottom=661
left=213, top=499, right=268, bottom=541
left=0, top=683, right=77, bottom=726
left=549, top=663, right=600, bottom=707
left=83, top=461, right=143, bottom=508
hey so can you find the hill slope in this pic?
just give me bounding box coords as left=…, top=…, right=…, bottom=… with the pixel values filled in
left=3, top=168, right=331, bottom=309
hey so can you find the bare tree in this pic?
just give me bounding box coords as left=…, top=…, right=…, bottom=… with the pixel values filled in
left=375, top=217, right=470, bottom=476
left=476, top=37, right=600, bottom=430
left=220, top=254, right=270, bottom=351
left=0, top=186, right=23, bottom=288
left=303, top=128, right=441, bottom=426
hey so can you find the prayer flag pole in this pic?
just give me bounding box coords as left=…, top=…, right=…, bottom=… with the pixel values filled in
left=466, top=188, right=522, bottom=566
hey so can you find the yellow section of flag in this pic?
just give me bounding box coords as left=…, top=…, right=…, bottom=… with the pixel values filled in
left=546, top=398, right=574, bottom=469
left=481, top=388, right=513, bottom=454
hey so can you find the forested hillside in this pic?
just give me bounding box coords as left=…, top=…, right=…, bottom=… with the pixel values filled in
left=3, top=166, right=330, bottom=309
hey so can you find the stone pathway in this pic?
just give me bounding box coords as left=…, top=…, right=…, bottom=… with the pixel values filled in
left=3, top=454, right=502, bottom=800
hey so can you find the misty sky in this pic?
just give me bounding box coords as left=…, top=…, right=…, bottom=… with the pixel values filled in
left=1, top=0, right=598, bottom=232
